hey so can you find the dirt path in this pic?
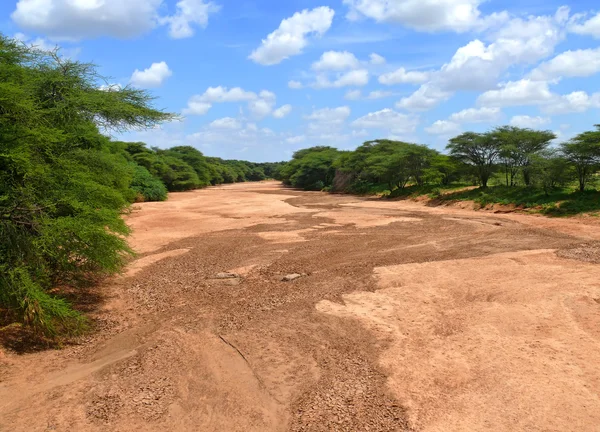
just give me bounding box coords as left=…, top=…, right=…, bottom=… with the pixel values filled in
left=2, top=181, right=600, bottom=431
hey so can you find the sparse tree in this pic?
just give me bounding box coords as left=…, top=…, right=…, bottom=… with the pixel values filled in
left=446, top=132, right=501, bottom=187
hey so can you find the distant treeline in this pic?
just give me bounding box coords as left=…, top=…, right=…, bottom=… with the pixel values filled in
left=278, top=126, right=600, bottom=196
left=0, top=35, right=280, bottom=336
left=116, top=141, right=284, bottom=202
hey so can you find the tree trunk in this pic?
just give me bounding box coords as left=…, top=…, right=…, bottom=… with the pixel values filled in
left=523, top=169, right=531, bottom=186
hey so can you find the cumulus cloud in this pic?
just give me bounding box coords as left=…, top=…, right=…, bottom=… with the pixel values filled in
left=343, top=0, right=507, bottom=33
left=370, top=53, right=386, bottom=65
left=313, top=69, right=369, bottom=88
left=312, top=51, right=360, bottom=71
left=396, top=85, right=452, bottom=111
left=352, top=108, right=419, bottom=134
left=569, top=11, right=600, bottom=38
left=542, top=91, right=600, bottom=115
left=477, top=80, right=600, bottom=115
left=160, top=0, right=221, bottom=39
left=286, top=135, right=306, bottom=144
left=249, top=7, right=335, bottom=65
left=305, top=106, right=351, bottom=125
left=130, top=61, right=172, bottom=88
left=11, top=0, right=218, bottom=40
left=477, top=79, right=553, bottom=107
left=183, top=86, right=276, bottom=116
left=529, top=48, right=600, bottom=81
left=393, top=8, right=569, bottom=112
left=273, top=104, right=293, bottom=119
left=248, top=90, right=277, bottom=119
left=288, top=80, right=303, bottom=89
left=345, top=90, right=362, bottom=100
left=448, top=107, right=501, bottom=123
left=379, top=67, right=430, bottom=85
left=425, top=120, right=461, bottom=135
left=509, top=115, right=551, bottom=129
left=344, top=89, right=393, bottom=100
left=209, top=117, right=242, bottom=129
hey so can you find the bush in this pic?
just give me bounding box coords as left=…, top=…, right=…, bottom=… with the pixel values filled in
left=130, top=165, right=168, bottom=202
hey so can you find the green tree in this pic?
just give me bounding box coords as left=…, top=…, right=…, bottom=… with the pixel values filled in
left=447, top=132, right=501, bottom=187
left=529, top=150, right=573, bottom=195
left=0, top=36, right=173, bottom=334
left=561, top=126, right=600, bottom=192
left=493, top=126, right=555, bottom=186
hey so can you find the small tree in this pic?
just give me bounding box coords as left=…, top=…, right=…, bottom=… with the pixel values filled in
left=447, top=132, right=501, bottom=187
left=561, top=126, right=600, bottom=192
left=493, top=126, right=555, bottom=186
left=529, top=150, right=573, bottom=195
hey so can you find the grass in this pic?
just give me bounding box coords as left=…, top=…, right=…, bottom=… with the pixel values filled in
left=439, top=186, right=600, bottom=216
left=387, top=183, right=472, bottom=199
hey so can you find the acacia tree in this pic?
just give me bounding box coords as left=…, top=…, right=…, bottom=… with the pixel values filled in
left=493, top=126, right=555, bottom=186
left=0, top=36, right=174, bottom=334
left=447, top=132, right=501, bottom=187
left=561, top=126, right=600, bottom=192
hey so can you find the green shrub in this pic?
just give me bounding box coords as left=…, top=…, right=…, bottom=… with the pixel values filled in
left=130, top=165, right=168, bottom=202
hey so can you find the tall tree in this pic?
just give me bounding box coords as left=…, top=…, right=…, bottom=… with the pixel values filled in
left=493, top=126, right=555, bottom=186
left=447, top=132, right=501, bottom=187
left=0, top=36, right=174, bottom=334
left=561, top=126, right=600, bottom=192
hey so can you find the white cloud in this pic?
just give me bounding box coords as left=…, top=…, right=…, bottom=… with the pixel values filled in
left=313, top=69, right=370, bottom=88
left=286, top=135, right=306, bottom=144
left=393, top=9, right=569, bottom=109
left=305, top=106, right=351, bottom=125
left=448, top=107, right=501, bottom=123
left=130, top=61, right=172, bottom=88
left=509, top=115, right=551, bottom=128
left=529, top=48, right=600, bottom=81
left=477, top=79, right=553, bottom=107
left=273, top=104, right=292, bottom=118
left=352, top=108, right=419, bottom=134
left=209, top=117, right=242, bottom=129
left=345, top=90, right=362, bottom=100
left=248, top=90, right=277, bottom=119
left=569, top=12, right=600, bottom=38
left=249, top=7, right=335, bottom=65
left=160, top=0, right=220, bottom=39
left=343, top=0, right=507, bottom=33
left=344, top=89, right=393, bottom=100
left=379, top=67, right=430, bottom=85
left=11, top=0, right=218, bottom=40
left=367, top=90, right=393, bottom=99
left=370, top=53, right=386, bottom=65
left=542, top=91, right=600, bottom=115
left=183, top=86, right=276, bottom=116
left=288, top=80, right=303, bottom=89
left=312, top=50, right=360, bottom=71
left=425, top=120, right=461, bottom=135
left=396, top=84, right=452, bottom=111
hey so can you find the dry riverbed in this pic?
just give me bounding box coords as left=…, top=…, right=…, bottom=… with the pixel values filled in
left=1, top=181, right=600, bottom=431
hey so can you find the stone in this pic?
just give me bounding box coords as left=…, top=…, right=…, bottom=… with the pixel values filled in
left=281, top=273, right=303, bottom=282
left=214, top=272, right=240, bottom=279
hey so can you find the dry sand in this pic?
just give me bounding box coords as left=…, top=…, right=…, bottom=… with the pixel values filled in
left=1, top=181, right=600, bottom=431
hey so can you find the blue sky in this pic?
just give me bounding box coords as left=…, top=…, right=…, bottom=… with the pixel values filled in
left=2, top=0, right=600, bottom=161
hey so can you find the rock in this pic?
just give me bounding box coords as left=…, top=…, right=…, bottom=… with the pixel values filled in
left=214, top=272, right=240, bottom=279
left=281, top=273, right=303, bottom=282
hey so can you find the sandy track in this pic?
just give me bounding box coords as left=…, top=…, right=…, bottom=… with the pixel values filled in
left=1, top=181, right=600, bottom=431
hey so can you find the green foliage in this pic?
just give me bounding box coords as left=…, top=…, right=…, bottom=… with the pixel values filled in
left=493, top=126, right=556, bottom=186
left=447, top=132, right=501, bottom=187
left=561, top=126, right=600, bottom=192
left=130, top=164, right=168, bottom=202
left=279, top=146, right=341, bottom=190
left=0, top=35, right=174, bottom=335
left=440, top=186, right=600, bottom=216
